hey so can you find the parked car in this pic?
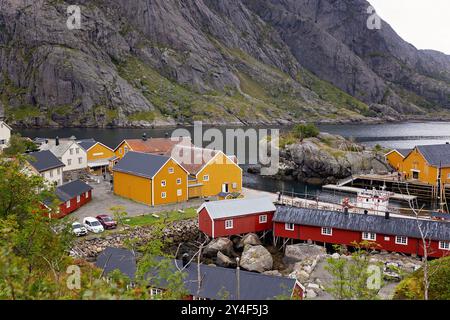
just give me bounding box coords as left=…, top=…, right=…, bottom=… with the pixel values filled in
left=83, top=217, right=104, bottom=233
left=96, top=214, right=118, bottom=230
left=72, top=222, right=88, bottom=237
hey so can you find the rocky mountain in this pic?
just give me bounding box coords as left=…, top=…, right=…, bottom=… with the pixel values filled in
left=1, top=0, right=449, bottom=127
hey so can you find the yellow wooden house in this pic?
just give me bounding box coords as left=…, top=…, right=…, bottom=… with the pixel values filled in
left=78, top=139, right=115, bottom=174
left=401, top=144, right=450, bottom=186
left=113, top=151, right=189, bottom=206
left=170, top=145, right=242, bottom=199
left=385, top=148, right=411, bottom=172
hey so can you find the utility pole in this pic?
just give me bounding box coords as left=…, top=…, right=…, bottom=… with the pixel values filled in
left=236, top=257, right=240, bottom=300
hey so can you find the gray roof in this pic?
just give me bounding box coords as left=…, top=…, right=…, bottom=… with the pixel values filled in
left=198, top=197, right=276, bottom=219
left=40, top=139, right=75, bottom=157
left=113, top=151, right=170, bottom=179
left=77, top=139, right=97, bottom=151
left=396, top=149, right=411, bottom=157
left=274, top=206, right=450, bottom=241
left=55, top=180, right=93, bottom=202
left=26, top=150, right=65, bottom=172
left=96, top=247, right=297, bottom=300
left=95, top=247, right=136, bottom=280
left=416, top=144, right=450, bottom=167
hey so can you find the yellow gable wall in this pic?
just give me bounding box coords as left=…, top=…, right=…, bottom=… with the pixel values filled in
left=153, top=159, right=188, bottom=205
left=196, top=153, right=242, bottom=197
left=113, top=171, right=152, bottom=205
left=386, top=151, right=404, bottom=171
left=114, top=141, right=131, bottom=159
left=402, top=148, right=438, bottom=185
left=87, top=143, right=115, bottom=162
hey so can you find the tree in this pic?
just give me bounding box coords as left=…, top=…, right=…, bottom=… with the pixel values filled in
left=110, top=205, right=128, bottom=227
left=2, top=134, right=38, bottom=156
left=292, top=123, right=320, bottom=141
left=325, top=242, right=384, bottom=300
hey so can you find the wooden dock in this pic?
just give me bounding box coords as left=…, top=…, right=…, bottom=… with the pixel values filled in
left=322, top=184, right=417, bottom=202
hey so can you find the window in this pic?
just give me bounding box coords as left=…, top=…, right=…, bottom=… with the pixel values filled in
left=57, top=168, right=61, bottom=175
left=49, top=170, right=53, bottom=178
left=168, top=167, right=174, bottom=174
left=232, top=182, right=237, bottom=189
left=66, top=201, right=71, bottom=208
left=203, top=175, right=209, bottom=182
left=395, top=236, right=408, bottom=245
left=69, top=148, right=74, bottom=155
left=119, top=149, right=122, bottom=155
left=67, top=159, right=72, bottom=166
left=150, top=288, right=162, bottom=297
left=285, top=223, right=294, bottom=231
left=85, top=192, right=89, bottom=198
left=176, top=178, right=182, bottom=185
left=161, top=192, right=166, bottom=199
left=124, top=146, right=129, bottom=153
left=412, top=170, right=419, bottom=179
left=78, top=157, right=83, bottom=164
left=259, top=215, right=267, bottom=223
left=439, top=241, right=450, bottom=250
left=321, top=227, right=333, bottom=236
left=76, top=148, right=80, bottom=154
left=225, top=219, right=233, bottom=229
left=77, top=196, right=80, bottom=203
left=362, top=232, right=376, bottom=241
left=177, top=189, right=182, bottom=196
left=93, top=152, right=104, bottom=156
left=161, top=180, right=166, bottom=187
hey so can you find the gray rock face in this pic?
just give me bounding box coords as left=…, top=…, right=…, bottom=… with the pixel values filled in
left=216, top=251, right=237, bottom=268
left=284, top=244, right=326, bottom=265
left=204, top=237, right=234, bottom=258
left=240, top=244, right=273, bottom=273
left=239, top=233, right=262, bottom=247
left=1, top=0, right=449, bottom=128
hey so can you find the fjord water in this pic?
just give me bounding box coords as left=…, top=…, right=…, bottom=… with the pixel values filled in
left=18, top=121, right=450, bottom=195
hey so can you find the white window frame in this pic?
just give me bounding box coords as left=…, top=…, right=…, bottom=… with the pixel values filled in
left=362, top=232, right=376, bottom=241
left=285, top=223, right=294, bottom=231
left=85, top=192, right=89, bottom=198
left=77, top=195, right=81, bottom=203
left=395, top=236, right=408, bottom=245
left=150, top=288, right=162, bottom=297
left=78, top=157, right=83, bottom=164
left=67, top=159, right=72, bottom=166
left=66, top=201, right=71, bottom=208
left=76, top=148, right=80, bottom=154
left=259, top=215, right=267, bottom=224
left=321, top=227, right=333, bottom=236
left=161, top=180, right=166, bottom=187
left=177, top=189, right=182, bottom=196
left=232, top=182, right=237, bottom=189
left=69, top=148, right=74, bottom=155
left=161, top=192, right=167, bottom=199
left=49, top=170, right=53, bottom=178
left=168, top=167, right=174, bottom=174
left=93, top=152, right=104, bottom=156
left=439, top=241, right=450, bottom=250
left=203, top=174, right=209, bottom=182
left=225, top=219, right=233, bottom=229
left=176, top=178, right=182, bottom=185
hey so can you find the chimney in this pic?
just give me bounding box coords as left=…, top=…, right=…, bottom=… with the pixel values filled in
left=142, top=133, right=147, bottom=141
left=182, top=253, right=189, bottom=267
left=55, top=136, right=60, bottom=146
left=385, top=211, right=390, bottom=220
left=364, top=210, right=368, bottom=215
left=343, top=207, right=349, bottom=214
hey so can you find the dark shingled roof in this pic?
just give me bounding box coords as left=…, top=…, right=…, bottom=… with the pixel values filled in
left=396, top=149, right=411, bottom=157
left=274, top=205, right=450, bottom=241
left=96, top=247, right=298, bottom=300
left=96, top=247, right=136, bottom=279
left=113, top=151, right=170, bottom=179
left=416, top=144, right=450, bottom=167
left=77, top=139, right=97, bottom=151
left=55, top=180, right=93, bottom=202
left=26, top=150, right=65, bottom=172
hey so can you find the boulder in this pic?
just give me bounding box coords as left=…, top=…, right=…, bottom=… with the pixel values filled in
left=240, top=245, right=273, bottom=273
left=289, top=269, right=310, bottom=282
left=240, top=233, right=262, bottom=247
left=306, top=289, right=317, bottom=299
left=263, top=270, right=282, bottom=277
left=216, top=251, right=237, bottom=268
left=284, top=244, right=326, bottom=265
left=307, top=283, right=320, bottom=290
left=331, top=253, right=340, bottom=260
left=204, top=238, right=234, bottom=258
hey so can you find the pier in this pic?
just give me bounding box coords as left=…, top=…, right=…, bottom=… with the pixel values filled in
left=322, top=184, right=417, bottom=202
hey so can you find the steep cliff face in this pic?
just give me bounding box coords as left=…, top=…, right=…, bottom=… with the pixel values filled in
left=0, top=0, right=449, bottom=128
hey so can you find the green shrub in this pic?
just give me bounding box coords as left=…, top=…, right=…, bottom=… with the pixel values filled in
left=292, top=123, right=320, bottom=140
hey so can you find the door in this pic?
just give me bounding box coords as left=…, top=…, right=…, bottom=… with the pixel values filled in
left=222, top=183, right=229, bottom=193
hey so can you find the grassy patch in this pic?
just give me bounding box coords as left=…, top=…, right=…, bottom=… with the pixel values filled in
left=124, top=208, right=197, bottom=227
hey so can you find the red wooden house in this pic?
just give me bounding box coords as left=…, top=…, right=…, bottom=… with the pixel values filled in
left=44, top=180, right=93, bottom=218
left=273, top=206, right=450, bottom=258
left=198, top=197, right=276, bottom=238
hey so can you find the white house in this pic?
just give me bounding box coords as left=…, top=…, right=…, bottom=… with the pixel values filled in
left=0, top=121, right=11, bottom=150
left=25, top=150, right=65, bottom=186
left=40, top=137, right=88, bottom=172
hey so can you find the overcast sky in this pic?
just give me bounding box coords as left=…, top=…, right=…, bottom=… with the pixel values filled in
left=369, top=0, right=450, bottom=54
